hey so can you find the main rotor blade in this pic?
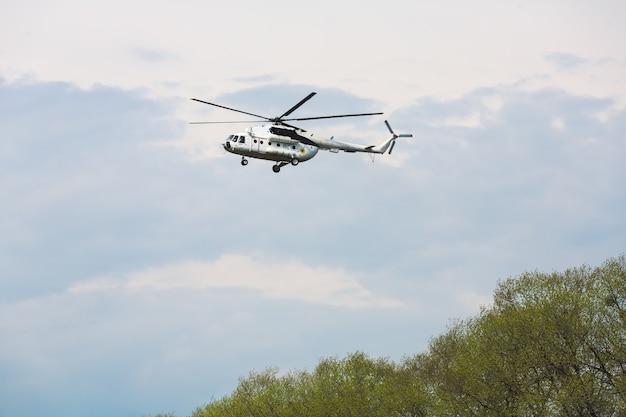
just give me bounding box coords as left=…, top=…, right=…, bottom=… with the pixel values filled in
left=278, top=121, right=306, bottom=131
left=283, top=112, right=383, bottom=122
left=189, top=120, right=269, bottom=124
left=278, top=92, right=317, bottom=119
left=191, top=98, right=269, bottom=120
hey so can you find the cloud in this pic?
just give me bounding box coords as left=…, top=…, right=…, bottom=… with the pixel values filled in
left=130, top=47, right=182, bottom=64
left=70, top=254, right=405, bottom=308
left=0, top=78, right=186, bottom=300
left=390, top=84, right=626, bottom=277
left=546, top=52, right=587, bottom=71
left=232, top=74, right=280, bottom=84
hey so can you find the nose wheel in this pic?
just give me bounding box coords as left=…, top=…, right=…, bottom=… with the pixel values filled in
left=241, top=157, right=248, bottom=166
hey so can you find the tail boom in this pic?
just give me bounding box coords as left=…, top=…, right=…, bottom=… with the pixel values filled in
left=309, top=120, right=412, bottom=155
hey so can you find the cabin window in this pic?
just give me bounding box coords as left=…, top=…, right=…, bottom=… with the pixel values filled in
left=231, top=136, right=237, bottom=142
left=238, top=136, right=245, bottom=143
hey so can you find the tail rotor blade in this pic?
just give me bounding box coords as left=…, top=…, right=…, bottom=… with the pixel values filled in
left=384, top=120, right=394, bottom=135
left=384, top=120, right=412, bottom=138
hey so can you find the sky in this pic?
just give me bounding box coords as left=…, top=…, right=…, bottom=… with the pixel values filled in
left=1, top=1, right=625, bottom=416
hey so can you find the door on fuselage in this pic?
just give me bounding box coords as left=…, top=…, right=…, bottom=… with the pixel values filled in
left=250, top=135, right=266, bottom=155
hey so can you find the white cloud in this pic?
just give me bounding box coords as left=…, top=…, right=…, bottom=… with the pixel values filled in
left=546, top=52, right=587, bottom=71
left=551, top=117, right=565, bottom=130
left=4, top=1, right=626, bottom=109
left=68, top=277, right=121, bottom=293
left=70, top=254, right=405, bottom=309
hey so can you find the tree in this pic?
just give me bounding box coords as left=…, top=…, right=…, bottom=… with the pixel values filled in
left=191, top=352, right=431, bottom=417
left=307, top=351, right=430, bottom=417
left=420, top=255, right=626, bottom=417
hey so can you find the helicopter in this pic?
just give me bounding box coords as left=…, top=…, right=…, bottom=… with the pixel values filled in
left=190, top=92, right=412, bottom=173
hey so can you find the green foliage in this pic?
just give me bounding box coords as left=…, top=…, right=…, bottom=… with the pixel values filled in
left=191, top=352, right=431, bottom=417
left=183, top=255, right=626, bottom=417
left=307, top=352, right=431, bottom=417
left=421, top=255, right=626, bottom=416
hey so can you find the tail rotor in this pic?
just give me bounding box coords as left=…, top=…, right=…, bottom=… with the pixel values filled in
left=384, top=120, right=412, bottom=154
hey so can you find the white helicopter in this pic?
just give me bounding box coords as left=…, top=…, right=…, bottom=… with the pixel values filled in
left=191, top=92, right=412, bottom=173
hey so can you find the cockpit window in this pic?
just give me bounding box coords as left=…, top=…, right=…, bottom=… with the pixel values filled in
left=231, top=136, right=238, bottom=142
left=227, top=135, right=234, bottom=141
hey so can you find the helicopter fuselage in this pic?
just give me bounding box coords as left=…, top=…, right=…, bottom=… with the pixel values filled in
left=223, top=125, right=319, bottom=165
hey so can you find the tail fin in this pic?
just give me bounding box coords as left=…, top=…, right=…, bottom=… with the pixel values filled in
left=384, top=120, right=412, bottom=154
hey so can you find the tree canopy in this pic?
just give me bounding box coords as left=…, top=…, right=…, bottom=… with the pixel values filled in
left=186, top=255, right=626, bottom=417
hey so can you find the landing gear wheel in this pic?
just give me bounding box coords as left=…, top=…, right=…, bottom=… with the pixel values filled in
left=272, top=165, right=281, bottom=173
left=241, top=158, right=248, bottom=166
left=291, top=158, right=299, bottom=166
